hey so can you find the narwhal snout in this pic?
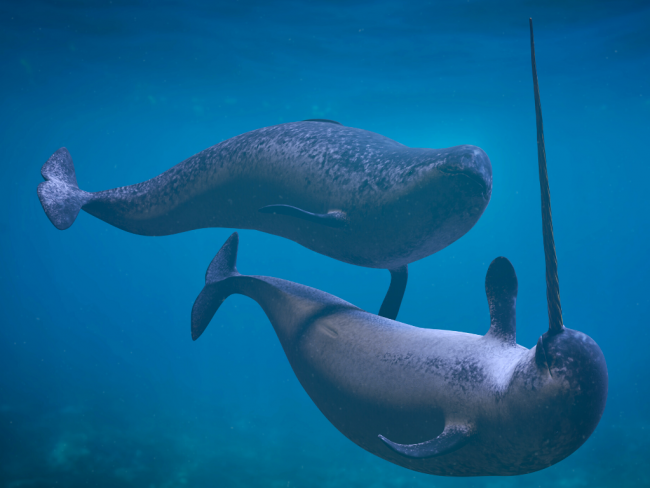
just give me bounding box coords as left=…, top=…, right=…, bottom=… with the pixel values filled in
left=538, top=328, right=609, bottom=443
left=437, top=145, right=492, bottom=198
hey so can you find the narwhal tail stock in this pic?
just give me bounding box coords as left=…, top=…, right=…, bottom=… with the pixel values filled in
left=37, top=148, right=91, bottom=230
left=191, top=232, right=242, bottom=341
left=191, top=232, right=358, bottom=342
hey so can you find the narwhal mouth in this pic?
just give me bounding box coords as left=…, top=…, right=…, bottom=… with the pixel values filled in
left=438, top=166, right=490, bottom=197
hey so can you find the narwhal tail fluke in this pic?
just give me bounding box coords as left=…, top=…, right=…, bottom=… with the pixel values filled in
left=191, top=232, right=358, bottom=343
left=191, top=232, right=242, bottom=341
left=37, top=148, right=91, bottom=230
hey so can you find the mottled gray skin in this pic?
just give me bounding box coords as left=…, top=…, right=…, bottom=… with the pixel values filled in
left=38, top=120, right=491, bottom=269
left=192, top=234, right=608, bottom=477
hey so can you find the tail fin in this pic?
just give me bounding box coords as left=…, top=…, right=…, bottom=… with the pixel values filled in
left=191, top=232, right=242, bottom=340
left=37, top=148, right=91, bottom=230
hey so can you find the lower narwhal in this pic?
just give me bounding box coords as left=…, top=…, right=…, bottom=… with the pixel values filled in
left=189, top=20, right=607, bottom=476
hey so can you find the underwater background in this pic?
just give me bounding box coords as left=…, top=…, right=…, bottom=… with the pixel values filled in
left=1, top=0, right=649, bottom=486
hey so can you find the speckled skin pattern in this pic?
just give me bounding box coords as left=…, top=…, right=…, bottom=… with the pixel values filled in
left=193, top=234, right=608, bottom=477
left=76, top=120, right=491, bottom=269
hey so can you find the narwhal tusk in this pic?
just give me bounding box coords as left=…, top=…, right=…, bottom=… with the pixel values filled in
left=530, top=18, right=563, bottom=334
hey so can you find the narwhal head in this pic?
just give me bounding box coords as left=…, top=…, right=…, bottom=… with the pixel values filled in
left=387, top=144, right=492, bottom=265
left=484, top=257, right=608, bottom=435
left=435, top=144, right=492, bottom=202
left=434, top=144, right=492, bottom=236
left=485, top=256, right=608, bottom=466
left=434, top=145, right=492, bottom=223
left=532, top=326, right=608, bottom=449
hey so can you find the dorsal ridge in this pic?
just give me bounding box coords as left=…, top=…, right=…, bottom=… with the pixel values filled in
left=484, top=257, right=518, bottom=344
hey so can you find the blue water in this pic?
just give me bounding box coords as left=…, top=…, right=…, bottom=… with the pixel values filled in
left=1, top=1, right=649, bottom=486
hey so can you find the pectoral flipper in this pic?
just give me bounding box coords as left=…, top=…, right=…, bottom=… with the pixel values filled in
left=379, top=423, right=475, bottom=459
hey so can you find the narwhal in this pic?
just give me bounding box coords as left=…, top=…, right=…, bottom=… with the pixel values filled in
left=189, top=20, right=607, bottom=476
left=38, top=119, right=491, bottom=319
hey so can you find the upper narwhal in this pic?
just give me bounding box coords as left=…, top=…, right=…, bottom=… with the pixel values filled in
left=37, top=119, right=492, bottom=318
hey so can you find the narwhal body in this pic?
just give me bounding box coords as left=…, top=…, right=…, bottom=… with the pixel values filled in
left=37, top=120, right=492, bottom=318
left=192, top=233, right=607, bottom=476
left=189, top=20, right=608, bottom=476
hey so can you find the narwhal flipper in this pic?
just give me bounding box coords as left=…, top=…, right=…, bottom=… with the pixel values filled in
left=484, top=256, right=517, bottom=345
left=37, top=148, right=91, bottom=230
left=379, top=423, right=475, bottom=459
left=378, top=265, right=408, bottom=320
left=258, top=204, right=348, bottom=228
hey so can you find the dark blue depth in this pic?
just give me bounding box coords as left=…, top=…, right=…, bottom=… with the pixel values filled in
left=1, top=1, right=648, bottom=486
